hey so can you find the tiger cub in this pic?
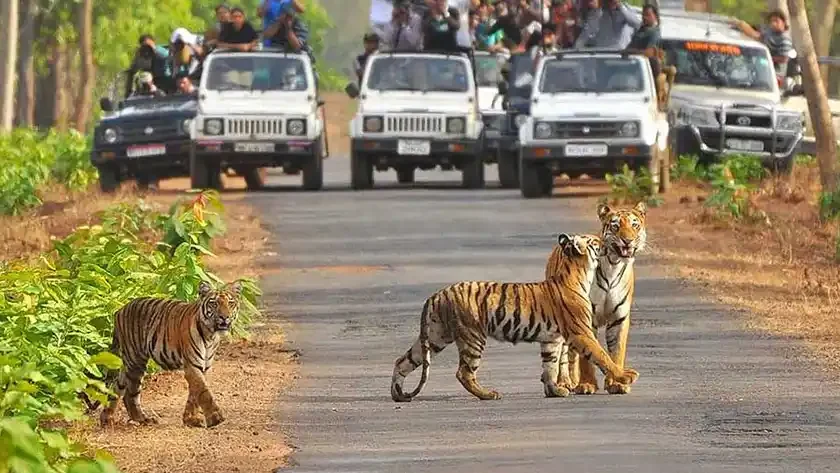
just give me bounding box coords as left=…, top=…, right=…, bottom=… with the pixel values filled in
left=391, top=233, right=639, bottom=402
left=546, top=202, right=646, bottom=395
left=95, top=280, right=242, bottom=427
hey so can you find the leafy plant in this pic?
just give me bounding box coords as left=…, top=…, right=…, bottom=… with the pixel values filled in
left=159, top=190, right=227, bottom=254
left=819, top=188, right=840, bottom=222
left=605, top=164, right=663, bottom=207
left=704, top=164, right=756, bottom=220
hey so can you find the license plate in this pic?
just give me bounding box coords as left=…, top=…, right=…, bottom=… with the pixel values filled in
left=126, top=144, right=166, bottom=158
left=725, top=139, right=764, bottom=152
left=397, top=139, right=430, bottom=156
left=234, top=142, right=274, bottom=153
left=564, top=144, right=608, bottom=157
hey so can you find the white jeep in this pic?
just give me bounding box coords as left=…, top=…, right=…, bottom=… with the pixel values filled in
left=345, top=51, right=485, bottom=189
left=191, top=49, right=327, bottom=190
left=517, top=50, right=669, bottom=198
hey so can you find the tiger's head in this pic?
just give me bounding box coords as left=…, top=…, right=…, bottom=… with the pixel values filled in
left=597, top=201, right=647, bottom=259
left=198, top=280, right=243, bottom=333
left=557, top=233, right=603, bottom=271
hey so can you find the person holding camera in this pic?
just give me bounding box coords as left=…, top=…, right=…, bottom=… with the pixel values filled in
left=263, top=1, right=312, bottom=59
left=124, top=34, right=171, bottom=98
left=131, top=72, right=166, bottom=98
left=380, top=1, right=423, bottom=51
left=215, top=7, right=259, bottom=51
left=423, top=0, right=461, bottom=52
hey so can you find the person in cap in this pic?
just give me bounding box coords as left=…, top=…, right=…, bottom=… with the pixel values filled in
left=354, top=33, right=380, bottom=83
left=131, top=71, right=166, bottom=98
left=124, top=34, right=171, bottom=98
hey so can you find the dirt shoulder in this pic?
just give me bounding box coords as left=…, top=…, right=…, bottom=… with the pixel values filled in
left=644, top=161, right=840, bottom=370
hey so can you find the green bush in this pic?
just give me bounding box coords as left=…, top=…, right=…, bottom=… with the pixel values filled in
left=0, top=191, right=261, bottom=472
left=672, top=154, right=706, bottom=181
left=605, top=164, right=663, bottom=207
left=0, top=129, right=97, bottom=216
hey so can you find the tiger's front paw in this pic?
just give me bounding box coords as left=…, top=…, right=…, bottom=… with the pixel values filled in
left=614, top=368, right=639, bottom=386
left=204, top=409, right=225, bottom=428
left=557, top=375, right=577, bottom=392
left=183, top=414, right=205, bottom=428
left=543, top=382, right=570, bottom=398
left=605, top=381, right=631, bottom=395
left=574, top=382, right=598, bottom=395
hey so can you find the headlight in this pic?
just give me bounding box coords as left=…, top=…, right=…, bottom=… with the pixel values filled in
left=103, top=128, right=118, bottom=143
left=204, top=119, right=223, bottom=135
left=535, top=122, right=553, bottom=139
left=180, top=119, right=192, bottom=134
left=363, top=116, right=383, bottom=132
left=514, top=114, right=528, bottom=128
left=619, top=121, right=639, bottom=137
left=777, top=114, right=803, bottom=131
left=287, top=119, right=306, bottom=136
left=447, top=117, right=466, bottom=134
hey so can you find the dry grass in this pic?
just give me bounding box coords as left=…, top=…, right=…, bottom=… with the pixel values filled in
left=647, top=161, right=840, bottom=371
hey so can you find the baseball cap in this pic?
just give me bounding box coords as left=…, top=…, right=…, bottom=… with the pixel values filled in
left=137, top=72, right=154, bottom=84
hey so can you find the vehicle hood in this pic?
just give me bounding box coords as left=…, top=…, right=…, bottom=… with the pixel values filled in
left=199, top=91, right=314, bottom=116
left=669, top=85, right=782, bottom=110
left=531, top=95, right=651, bottom=119
left=101, top=99, right=197, bottom=123
left=359, top=91, right=476, bottom=115
left=478, top=86, right=504, bottom=112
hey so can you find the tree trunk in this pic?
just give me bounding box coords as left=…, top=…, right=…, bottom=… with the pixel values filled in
left=788, top=0, right=838, bottom=191
left=15, top=0, right=37, bottom=127
left=810, top=0, right=837, bottom=85
left=0, top=0, right=20, bottom=132
left=52, top=45, right=69, bottom=131
left=72, top=0, right=94, bottom=133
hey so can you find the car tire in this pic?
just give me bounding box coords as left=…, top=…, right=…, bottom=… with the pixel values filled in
left=243, top=167, right=267, bottom=190
left=98, top=166, right=120, bottom=193
left=302, top=135, right=324, bottom=191
left=497, top=150, right=519, bottom=189
left=461, top=156, right=485, bottom=189
left=190, top=146, right=209, bottom=189
left=520, top=159, right=552, bottom=199
left=396, top=166, right=415, bottom=184
left=351, top=150, right=373, bottom=190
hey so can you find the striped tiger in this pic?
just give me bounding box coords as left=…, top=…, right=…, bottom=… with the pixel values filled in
left=95, top=280, right=242, bottom=428
left=391, top=233, right=640, bottom=402
left=546, top=201, right=646, bottom=395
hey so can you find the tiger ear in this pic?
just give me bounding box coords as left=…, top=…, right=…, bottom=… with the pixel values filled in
left=596, top=202, right=611, bottom=222
left=633, top=200, right=647, bottom=216
left=227, top=280, right=243, bottom=297
left=557, top=233, right=572, bottom=247
left=198, top=280, right=213, bottom=297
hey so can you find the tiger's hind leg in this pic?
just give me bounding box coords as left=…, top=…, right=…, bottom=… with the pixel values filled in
left=556, top=343, right=580, bottom=391
left=574, top=328, right=600, bottom=395
left=184, top=366, right=224, bottom=428
left=541, top=341, right=570, bottom=398
left=121, top=363, right=158, bottom=425
left=99, top=367, right=128, bottom=427
left=454, top=335, right=500, bottom=400
left=391, top=336, right=450, bottom=401
left=604, top=316, right=632, bottom=395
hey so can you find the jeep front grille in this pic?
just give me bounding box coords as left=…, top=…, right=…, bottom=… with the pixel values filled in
left=385, top=115, right=444, bottom=134
left=552, top=121, right=622, bottom=139
left=714, top=111, right=772, bottom=128
left=119, top=121, right=181, bottom=142
left=225, top=118, right=284, bottom=137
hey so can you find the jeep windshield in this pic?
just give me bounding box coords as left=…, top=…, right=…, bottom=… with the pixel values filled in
left=366, top=56, right=470, bottom=93
left=539, top=57, right=645, bottom=94
left=475, top=54, right=505, bottom=87
left=205, top=56, right=308, bottom=91
left=118, top=95, right=196, bottom=114
left=661, top=39, right=775, bottom=92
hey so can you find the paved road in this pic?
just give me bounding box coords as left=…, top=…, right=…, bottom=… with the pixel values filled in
left=246, top=158, right=840, bottom=473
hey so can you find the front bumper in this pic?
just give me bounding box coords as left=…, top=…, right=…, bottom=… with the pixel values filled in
left=91, top=139, right=192, bottom=177
left=351, top=137, right=482, bottom=164
left=520, top=142, right=653, bottom=172
left=193, top=139, right=317, bottom=168
left=683, top=124, right=802, bottom=160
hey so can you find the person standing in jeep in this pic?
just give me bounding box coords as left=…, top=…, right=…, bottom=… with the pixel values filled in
left=423, top=0, right=461, bottom=52
left=215, top=7, right=259, bottom=51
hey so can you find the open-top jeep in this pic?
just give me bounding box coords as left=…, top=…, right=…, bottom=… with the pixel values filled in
left=345, top=50, right=485, bottom=189
left=92, top=94, right=196, bottom=192
left=514, top=49, right=671, bottom=198
left=191, top=48, right=327, bottom=190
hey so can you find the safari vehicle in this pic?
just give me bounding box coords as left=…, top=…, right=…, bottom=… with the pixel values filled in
left=91, top=94, right=196, bottom=192
left=514, top=50, right=671, bottom=199
left=345, top=50, right=485, bottom=189
left=650, top=6, right=805, bottom=173
left=493, top=51, right=539, bottom=188
left=474, top=51, right=511, bottom=182
left=191, top=48, right=328, bottom=191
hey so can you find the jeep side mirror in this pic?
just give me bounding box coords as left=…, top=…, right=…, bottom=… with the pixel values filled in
left=99, top=97, right=115, bottom=112
left=497, top=81, right=509, bottom=96
left=345, top=83, right=360, bottom=99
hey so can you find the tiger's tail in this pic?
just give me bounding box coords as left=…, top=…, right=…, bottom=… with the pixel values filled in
left=79, top=330, right=121, bottom=413
left=391, top=298, right=433, bottom=402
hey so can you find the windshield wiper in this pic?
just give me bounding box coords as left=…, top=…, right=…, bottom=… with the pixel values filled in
left=431, top=86, right=468, bottom=92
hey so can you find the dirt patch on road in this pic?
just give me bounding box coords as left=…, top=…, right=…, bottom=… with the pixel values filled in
left=645, top=161, right=840, bottom=371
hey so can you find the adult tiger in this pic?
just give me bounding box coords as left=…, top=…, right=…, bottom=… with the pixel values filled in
left=546, top=202, right=647, bottom=395
left=92, top=280, right=242, bottom=428
left=391, top=233, right=640, bottom=402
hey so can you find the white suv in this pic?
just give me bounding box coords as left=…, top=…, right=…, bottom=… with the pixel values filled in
left=192, top=49, right=327, bottom=190
left=345, top=51, right=485, bottom=189
left=517, top=50, right=669, bottom=198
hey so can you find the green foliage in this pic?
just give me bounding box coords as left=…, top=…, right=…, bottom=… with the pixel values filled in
left=0, top=129, right=96, bottom=216
left=795, top=154, right=816, bottom=166
left=0, top=194, right=261, bottom=472
left=702, top=156, right=764, bottom=220
left=605, top=164, right=663, bottom=207
left=819, top=188, right=840, bottom=222
left=672, top=154, right=706, bottom=181
left=160, top=190, right=227, bottom=253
